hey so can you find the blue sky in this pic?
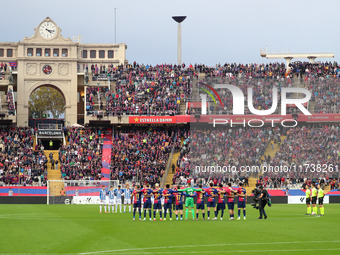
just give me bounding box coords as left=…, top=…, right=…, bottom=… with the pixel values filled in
left=3, top=0, right=339, bottom=65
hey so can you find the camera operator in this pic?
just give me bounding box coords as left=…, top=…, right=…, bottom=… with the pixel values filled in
left=258, top=185, right=268, bottom=219
left=250, top=185, right=260, bottom=209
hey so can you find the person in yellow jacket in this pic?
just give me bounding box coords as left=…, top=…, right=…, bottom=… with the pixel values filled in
left=311, top=183, right=318, bottom=215
left=305, top=184, right=312, bottom=215
left=317, top=184, right=325, bottom=216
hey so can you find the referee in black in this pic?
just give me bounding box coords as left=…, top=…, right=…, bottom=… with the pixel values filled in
left=258, top=185, right=268, bottom=219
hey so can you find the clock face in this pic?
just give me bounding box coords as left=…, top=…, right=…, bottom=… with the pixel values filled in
left=39, top=21, right=57, bottom=39
left=42, top=65, right=52, bottom=75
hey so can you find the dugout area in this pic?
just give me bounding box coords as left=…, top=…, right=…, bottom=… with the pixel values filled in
left=39, top=138, right=63, bottom=150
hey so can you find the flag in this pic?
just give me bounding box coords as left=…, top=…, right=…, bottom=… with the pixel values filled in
left=9, top=62, right=17, bottom=67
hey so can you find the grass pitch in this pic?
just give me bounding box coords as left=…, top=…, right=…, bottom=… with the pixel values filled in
left=0, top=204, right=339, bottom=254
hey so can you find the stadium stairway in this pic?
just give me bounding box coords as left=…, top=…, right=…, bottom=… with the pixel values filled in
left=164, top=137, right=185, bottom=187
left=164, top=151, right=180, bottom=186
left=44, top=150, right=64, bottom=196
left=180, top=101, right=186, bottom=115
left=101, top=133, right=112, bottom=180
left=245, top=177, right=258, bottom=194
left=261, top=135, right=287, bottom=166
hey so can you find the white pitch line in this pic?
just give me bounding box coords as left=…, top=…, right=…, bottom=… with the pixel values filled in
left=101, top=248, right=340, bottom=254
left=0, top=213, right=47, bottom=217
left=0, top=217, right=132, bottom=222
left=78, top=240, right=340, bottom=255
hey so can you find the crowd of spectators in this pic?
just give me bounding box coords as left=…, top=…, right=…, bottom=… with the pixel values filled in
left=110, top=128, right=179, bottom=186
left=270, top=124, right=340, bottom=169
left=255, top=176, right=339, bottom=190
left=329, top=178, right=340, bottom=190
left=86, top=64, right=192, bottom=116
left=171, top=124, right=339, bottom=188
left=304, top=76, right=339, bottom=113
left=55, top=124, right=338, bottom=188
left=196, top=62, right=339, bottom=115
left=172, top=127, right=283, bottom=184
left=83, top=61, right=339, bottom=117
left=59, top=128, right=103, bottom=180
left=197, top=75, right=293, bottom=115
left=2, top=60, right=340, bottom=189
left=0, top=128, right=47, bottom=186
left=255, top=124, right=340, bottom=188
left=86, top=87, right=106, bottom=114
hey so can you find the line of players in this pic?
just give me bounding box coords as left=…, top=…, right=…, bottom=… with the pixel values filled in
left=99, top=184, right=133, bottom=213
left=99, top=182, right=247, bottom=221
left=305, top=183, right=325, bottom=216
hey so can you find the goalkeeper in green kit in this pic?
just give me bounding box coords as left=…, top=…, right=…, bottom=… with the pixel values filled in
left=178, top=183, right=202, bottom=220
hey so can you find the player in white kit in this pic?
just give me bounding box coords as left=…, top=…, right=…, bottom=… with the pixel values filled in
left=115, top=185, right=123, bottom=213
left=107, top=186, right=115, bottom=213
left=99, top=186, right=107, bottom=213
left=123, top=183, right=133, bottom=213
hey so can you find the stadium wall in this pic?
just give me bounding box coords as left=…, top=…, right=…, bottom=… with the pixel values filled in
left=329, top=196, right=340, bottom=203
left=0, top=196, right=46, bottom=204
left=0, top=195, right=340, bottom=204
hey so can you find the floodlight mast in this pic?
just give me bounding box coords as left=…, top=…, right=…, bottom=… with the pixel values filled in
left=172, top=16, right=187, bottom=66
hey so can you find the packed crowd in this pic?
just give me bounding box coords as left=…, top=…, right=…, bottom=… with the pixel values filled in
left=0, top=123, right=337, bottom=189
left=84, top=61, right=339, bottom=117
left=196, top=75, right=293, bottom=115
left=255, top=176, right=339, bottom=190
left=172, top=127, right=284, bottom=184
left=304, top=77, right=339, bottom=113
left=292, top=61, right=340, bottom=78
left=0, top=128, right=47, bottom=185
left=269, top=124, right=339, bottom=177
left=196, top=62, right=339, bottom=115
left=86, top=87, right=106, bottom=114
left=255, top=124, right=340, bottom=187
left=59, top=128, right=103, bottom=180
left=55, top=123, right=339, bottom=186
left=85, top=64, right=192, bottom=116
left=329, top=178, right=340, bottom=190
left=110, top=128, right=180, bottom=186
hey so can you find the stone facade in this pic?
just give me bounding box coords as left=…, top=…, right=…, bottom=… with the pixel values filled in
left=0, top=17, right=127, bottom=126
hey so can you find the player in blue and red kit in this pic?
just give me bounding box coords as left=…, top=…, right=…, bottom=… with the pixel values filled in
left=195, top=184, right=206, bottom=220
left=153, top=183, right=163, bottom=221
left=226, top=183, right=236, bottom=220
left=162, top=184, right=174, bottom=221
left=205, top=182, right=218, bottom=220
left=217, top=183, right=226, bottom=220
left=141, top=183, right=153, bottom=221
left=132, top=184, right=142, bottom=221
left=236, top=182, right=247, bottom=220
left=173, top=185, right=185, bottom=220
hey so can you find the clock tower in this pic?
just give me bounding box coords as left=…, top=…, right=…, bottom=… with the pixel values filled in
left=0, top=17, right=127, bottom=127
left=16, top=17, right=79, bottom=127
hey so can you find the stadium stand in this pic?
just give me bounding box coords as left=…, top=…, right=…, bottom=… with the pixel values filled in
left=59, top=128, right=103, bottom=180
left=0, top=61, right=339, bottom=195
left=86, top=64, right=192, bottom=116
left=0, top=128, right=47, bottom=186
left=84, top=62, right=339, bottom=117
left=110, top=127, right=180, bottom=186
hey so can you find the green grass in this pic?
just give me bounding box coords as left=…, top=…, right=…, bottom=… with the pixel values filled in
left=0, top=204, right=339, bottom=254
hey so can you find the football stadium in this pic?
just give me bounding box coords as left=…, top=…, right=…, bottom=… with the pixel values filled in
left=0, top=1, right=339, bottom=254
